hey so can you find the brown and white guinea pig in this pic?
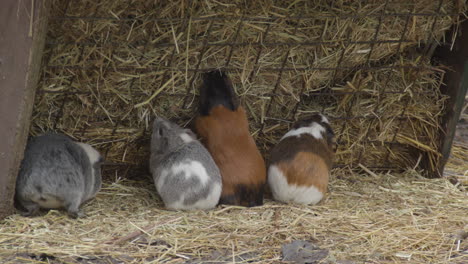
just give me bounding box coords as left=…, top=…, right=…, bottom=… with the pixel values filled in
left=194, top=70, right=266, bottom=207
left=268, top=114, right=336, bottom=205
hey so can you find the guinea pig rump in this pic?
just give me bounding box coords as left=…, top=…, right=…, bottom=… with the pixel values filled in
left=155, top=160, right=221, bottom=210
left=15, top=133, right=103, bottom=218
left=195, top=115, right=266, bottom=207
left=195, top=70, right=267, bottom=207
left=275, top=152, right=329, bottom=192
left=268, top=129, right=333, bottom=205
left=149, top=121, right=223, bottom=211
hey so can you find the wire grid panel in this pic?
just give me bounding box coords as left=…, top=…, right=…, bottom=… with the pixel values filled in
left=33, top=0, right=463, bottom=177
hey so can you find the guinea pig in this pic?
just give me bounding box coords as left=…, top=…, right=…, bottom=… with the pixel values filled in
left=149, top=117, right=222, bottom=210
left=268, top=114, right=336, bottom=205
left=15, top=133, right=103, bottom=218
left=194, top=70, right=266, bottom=207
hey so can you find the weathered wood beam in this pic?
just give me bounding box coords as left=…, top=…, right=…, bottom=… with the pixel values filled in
left=433, top=19, right=468, bottom=177
left=0, top=0, right=50, bottom=219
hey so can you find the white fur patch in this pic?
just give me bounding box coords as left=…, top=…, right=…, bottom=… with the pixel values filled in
left=268, top=165, right=324, bottom=205
left=320, top=114, right=329, bottom=124
left=75, top=142, right=101, bottom=194
left=32, top=194, right=63, bottom=209
left=180, top=133, right=194, bottom=143
left=171, top=160, right=209, bottom=185
left=281, top=122, right=325, bottom=141
left=75, top=142, right=101, bottom=164
left=157, top=161, right=219, bottom=210
left=167, top=183, right=221, bottom=210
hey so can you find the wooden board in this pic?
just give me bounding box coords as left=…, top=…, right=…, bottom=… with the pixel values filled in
left=433, top=19, right=468, bottom=177
left=0, top=0, right=50, bottom=220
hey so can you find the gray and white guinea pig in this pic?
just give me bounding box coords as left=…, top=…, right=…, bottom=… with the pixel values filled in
left=149, top=117, right=222, bottom=210
left=268, top=114, right=336, bottom=205
left=15, top=133, right=104, bottom=218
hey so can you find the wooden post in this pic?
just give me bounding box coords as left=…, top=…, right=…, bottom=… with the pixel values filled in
left=433, top=19, right=468, bottom=177
left=0, top=0, right=49, bottom=219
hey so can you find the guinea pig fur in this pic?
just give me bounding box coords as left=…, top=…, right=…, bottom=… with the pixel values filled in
left=149, top=117, right=222, bottom=210
left=15, top=133, right=103, bottom=218
left=268, top=114, right=336, bottom=205
left=194, top=70, right=266, bottom=207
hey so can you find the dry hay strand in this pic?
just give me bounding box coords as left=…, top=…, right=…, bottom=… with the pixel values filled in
left=32, top=0, right=465, bottom=176
left=1, top=169, right=467, bottom=263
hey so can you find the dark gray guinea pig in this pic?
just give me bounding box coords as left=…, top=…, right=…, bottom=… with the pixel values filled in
left=15, top=133, right=103, bottom=218
left=149, top=117, right=222, bottom=210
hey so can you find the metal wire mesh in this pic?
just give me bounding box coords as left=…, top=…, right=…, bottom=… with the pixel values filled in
left=33, top=0, right=464, bottom=177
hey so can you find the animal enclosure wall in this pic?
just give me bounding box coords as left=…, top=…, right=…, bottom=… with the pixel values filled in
left=32, top=0, right=466, bottom=178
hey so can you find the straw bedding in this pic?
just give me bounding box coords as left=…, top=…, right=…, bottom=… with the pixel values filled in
left=1, top=169, right=466, bottom=263
left=31, top=0, right=465, bottom=175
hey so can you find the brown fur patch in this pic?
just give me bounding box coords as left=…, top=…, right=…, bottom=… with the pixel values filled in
left=270, top=134, right=334, bottom=169
left=276, top=152, right=329, bottom=193
left=195, top=105, right=266, bottom=206
left=269, top=133, right=334, bottom=193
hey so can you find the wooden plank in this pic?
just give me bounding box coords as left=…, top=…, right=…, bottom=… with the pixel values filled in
left=432, top=19, right=468, bottom=177
left=0, top=0, right=50, bottom=219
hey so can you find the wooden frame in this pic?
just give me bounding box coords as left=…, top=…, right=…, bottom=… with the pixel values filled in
left=0, top=0, right=50, bottom=220
left=433, top=19, right=468, bottom=177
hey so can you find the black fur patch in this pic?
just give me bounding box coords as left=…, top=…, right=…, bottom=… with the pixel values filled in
left=292, top=115, right=323, bottom=129
left=199, top=70, right=239, bottom=116
left=322, top=122, right=336, bottom=152
left=218, top=183, right=265, bottom=207
left=35, top=185, right=42, bottom=193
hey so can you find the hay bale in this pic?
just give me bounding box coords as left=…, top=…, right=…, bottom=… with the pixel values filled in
left=32, top=0, right=465, bottom=176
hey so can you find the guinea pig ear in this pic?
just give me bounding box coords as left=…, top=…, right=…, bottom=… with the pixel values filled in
left=183, top=129, right=196, bottom=139
left=157, top=127, right=164, bottom=137
left=324, top=124, right=336, bottom=152
left=325, top=125, right=334, bottom=138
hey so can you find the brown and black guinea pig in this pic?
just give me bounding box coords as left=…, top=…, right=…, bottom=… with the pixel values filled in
left=268, top=114, right=336, bottom=205
left=194, top=70, right=266, bottom=207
